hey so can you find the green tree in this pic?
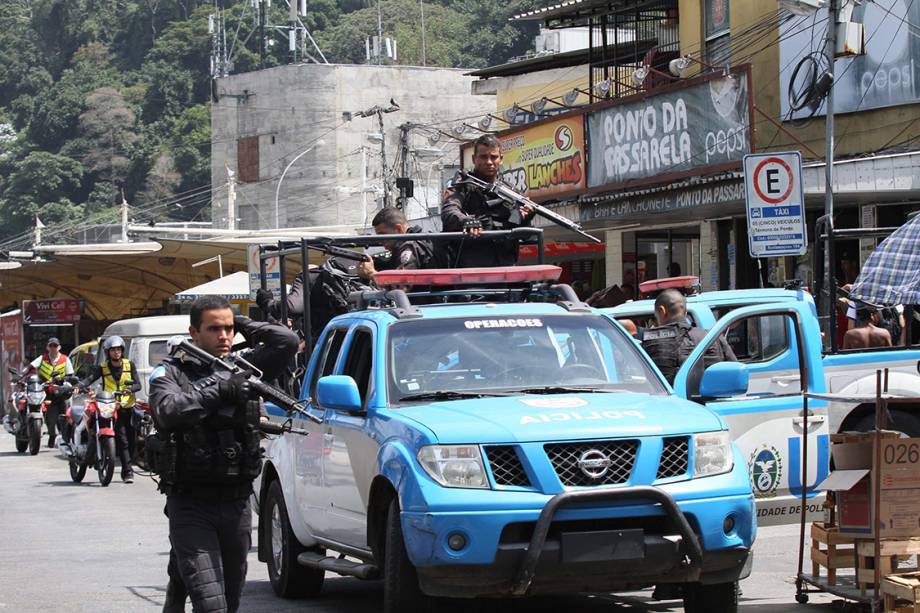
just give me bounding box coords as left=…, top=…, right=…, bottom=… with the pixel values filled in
left=79, top=86, right=142, bottom=185
left=0, top=151, right=84, bottom=237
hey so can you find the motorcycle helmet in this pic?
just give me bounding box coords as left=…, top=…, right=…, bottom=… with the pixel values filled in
left=103, top=336, right=125, bottom=356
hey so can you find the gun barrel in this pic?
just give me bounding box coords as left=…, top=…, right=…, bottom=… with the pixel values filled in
left=259, top=420, right=310, bottom=437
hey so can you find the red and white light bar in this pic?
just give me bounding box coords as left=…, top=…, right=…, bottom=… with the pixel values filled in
left=373, top=265, right=563, bottom=287
left=639, top=275, right=700, bottom=296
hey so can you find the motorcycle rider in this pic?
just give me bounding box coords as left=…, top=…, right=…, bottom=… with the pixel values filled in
left=23, top=338, right=74, bottom=447
left=149, top=295, right=298, bottom=613
left=79, top=336, right=142, bottom=483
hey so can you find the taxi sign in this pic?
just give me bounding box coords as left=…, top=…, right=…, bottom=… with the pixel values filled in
left=743, top=152, right=807, bottom=258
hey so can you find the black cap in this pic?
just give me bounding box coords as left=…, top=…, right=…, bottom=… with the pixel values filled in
left=47, top=337, right=60, bottom=346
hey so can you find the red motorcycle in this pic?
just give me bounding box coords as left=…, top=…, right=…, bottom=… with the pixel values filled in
left=61, top=389, right=128, bottom=486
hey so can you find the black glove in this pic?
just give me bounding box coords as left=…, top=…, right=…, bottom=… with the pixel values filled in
left=217, top=377, right=250, bottom=407
left=463, top=218, right=483, bottom=233
left=256, top=289, right=273, bottom=311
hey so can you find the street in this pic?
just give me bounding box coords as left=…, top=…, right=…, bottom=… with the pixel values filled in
left=0, top=433, right=844, bottom=613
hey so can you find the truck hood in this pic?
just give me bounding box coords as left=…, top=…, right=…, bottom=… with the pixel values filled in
left=395, top=393, right=724, bottom=444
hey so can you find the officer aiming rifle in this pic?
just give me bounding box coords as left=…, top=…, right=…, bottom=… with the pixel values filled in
left=454, top=171, right=601, bottom=245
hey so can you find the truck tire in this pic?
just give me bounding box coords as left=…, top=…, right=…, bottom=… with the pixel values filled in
left=264, top=480, right=324, bottom=598
left=854, top=410, right=920, bottom=437
left=683, top=581, right=738, bottom=613
left=383, top=499, right=430, bottom=613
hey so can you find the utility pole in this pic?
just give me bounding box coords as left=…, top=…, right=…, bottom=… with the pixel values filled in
left=823, top=0, right=838, bottom=338
left=32, top=215, right=44, bottom=249
left=227, top=164, right=237, bottom=230
left=354, top=102, right=400, bottom=208
left=376, top=0, right=384, bottom=65
left=420, top=0, right=427, bottom=66
left=398, top=123, right=410, bottom=208
left=120, top=190, right=129, bottom=243
left=259, top=0, right=267, bottom=69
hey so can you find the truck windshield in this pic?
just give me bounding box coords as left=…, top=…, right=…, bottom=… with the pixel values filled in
left=388, top=314, right=666, bottom=403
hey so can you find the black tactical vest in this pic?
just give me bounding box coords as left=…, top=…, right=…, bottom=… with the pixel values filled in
left=641, top=321, right=700, bottom=384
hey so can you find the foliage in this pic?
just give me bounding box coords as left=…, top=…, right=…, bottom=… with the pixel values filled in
left=0, top=0, right=541, bottom=248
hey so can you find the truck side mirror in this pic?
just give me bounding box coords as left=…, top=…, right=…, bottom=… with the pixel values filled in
left=316, top=375, right=363, bottom=412
left=699, top=362, right=749, bottom=399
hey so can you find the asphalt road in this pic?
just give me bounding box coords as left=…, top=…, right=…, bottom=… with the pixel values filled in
left=0, top=432, right=843, bottom=612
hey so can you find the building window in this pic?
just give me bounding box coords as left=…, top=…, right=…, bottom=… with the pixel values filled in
left=704, top=0, right=730, bottom=68
left=238, top=136, right=260, bottom=183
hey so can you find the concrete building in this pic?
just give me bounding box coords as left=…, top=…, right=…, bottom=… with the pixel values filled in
left=211, top=64, right=494, bottom=230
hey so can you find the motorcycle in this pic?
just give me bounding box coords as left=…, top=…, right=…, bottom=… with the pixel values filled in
left=1, top=369, right=43, bottom=454
left=60, top=389, right=128, bottom=486
left=42, top=376, right=76, bottom=449
left=131, top=400, right=154, bottom=470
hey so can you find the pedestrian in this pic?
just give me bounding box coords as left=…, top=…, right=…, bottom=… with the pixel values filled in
left=441, top=134, right=534, bottom=267
left=641, top=289, right=736, bottom=384
left=78, top=335, right=141, bottom=482
left=23, top=337, right=74, bottom=447
left=149, top=295, right=298, bottom=613
left=843, top=305, right=893, bottom=349
left=355, top=207, right=439, bottom=280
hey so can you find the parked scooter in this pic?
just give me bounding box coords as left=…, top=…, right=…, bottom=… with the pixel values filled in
left=1, top=369, right=43, bottom=454
left=60, top=389, right=128, bottom=486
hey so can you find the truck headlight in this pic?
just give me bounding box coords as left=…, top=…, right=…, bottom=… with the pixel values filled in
left=693, top=431, right=733, bottom=477
left=417, top=445, right=488, bottom=489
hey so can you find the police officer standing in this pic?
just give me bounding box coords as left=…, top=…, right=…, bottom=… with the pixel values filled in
left=149, top=295, right=298, bottom=613
left=356, top=207, right=438, bottom=279
left=79, top=335, right=141, bottom=482
left=641, top=289, right=736, bottom=384
left=441, top=134, right=534, bottom=267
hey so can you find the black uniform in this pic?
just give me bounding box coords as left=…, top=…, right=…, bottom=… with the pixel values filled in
left=149, top=316, right=298, bottom=613
left=79, top=360, right=142, bottom=477
left=642, top=319, right=736, bottom=385
left=441, top=173, right=531, bottom=268
left=372, top=225, right=439, bottom=272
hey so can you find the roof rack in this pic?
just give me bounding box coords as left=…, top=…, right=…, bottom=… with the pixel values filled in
left=257, top=228, right=547, bottom=355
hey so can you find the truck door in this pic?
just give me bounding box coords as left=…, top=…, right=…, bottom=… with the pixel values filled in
left=321, top=325, right=377, bottom=548
left=673, top=302, right=830, bottom=526
left=710, top=305, right=803, bottom=396
left=291, top=325, right=347, bottom=536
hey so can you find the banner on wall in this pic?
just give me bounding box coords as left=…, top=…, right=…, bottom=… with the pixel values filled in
left=461, top=113, right=586, bottom=202
left=586, top=67, right=752, bottom=190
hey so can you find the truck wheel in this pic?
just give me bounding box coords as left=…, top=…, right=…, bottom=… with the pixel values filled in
left=854, top=410, right=920, bottom=437
left=264, top=480, right=324, bottom=598
left=383, top=499, right=430, bottom=613
left=683, top=581, right=738, bottom=613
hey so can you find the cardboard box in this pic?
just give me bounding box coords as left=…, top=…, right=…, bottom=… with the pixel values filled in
left=818, top=434, right=920, bottom=538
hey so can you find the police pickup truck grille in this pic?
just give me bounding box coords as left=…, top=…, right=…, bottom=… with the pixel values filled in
left=657, top=437, right=690, bottom=479
left=484, top=446, right=530, bottom=486
left=544, top=440, right=639, bottom=487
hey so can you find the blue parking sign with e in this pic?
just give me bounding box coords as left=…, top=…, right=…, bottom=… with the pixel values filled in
left=743, top=152, right=807, bottom=258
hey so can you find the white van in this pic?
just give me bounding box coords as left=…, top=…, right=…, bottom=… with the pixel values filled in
left=98, top=315, right=191, bottom=404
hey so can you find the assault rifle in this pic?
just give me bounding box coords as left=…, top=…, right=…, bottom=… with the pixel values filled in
left=455, top=172, right=601, bottom=244
left=169, top=337, right=322, bottom=431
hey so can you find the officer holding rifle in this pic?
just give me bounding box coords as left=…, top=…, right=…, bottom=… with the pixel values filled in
left=149, top=295, right=298, bottom=613
left=441, top=134, right=535, bottom=267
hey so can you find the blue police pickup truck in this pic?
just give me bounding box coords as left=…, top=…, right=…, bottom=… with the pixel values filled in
left=253, top=268, right=829, bottom=612
left=608, top=285, right=920, bottom=525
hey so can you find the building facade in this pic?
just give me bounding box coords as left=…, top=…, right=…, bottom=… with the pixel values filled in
left=211, top=63, right=494, bottom=230
left=468, top=0, right=920, bottom=293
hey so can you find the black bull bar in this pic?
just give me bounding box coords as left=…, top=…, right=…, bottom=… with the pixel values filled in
left=511, top=486, right=704, bottom=596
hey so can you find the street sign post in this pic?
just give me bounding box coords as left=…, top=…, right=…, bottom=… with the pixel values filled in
left=743, top=152, right=807, bottom=258
left=248, top=244, right=281, bottom=300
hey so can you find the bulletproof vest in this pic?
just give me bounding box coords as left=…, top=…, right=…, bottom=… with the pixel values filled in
left=642, top=321, right=699, bottom=384
left=154, top=361, right=263, bottom=497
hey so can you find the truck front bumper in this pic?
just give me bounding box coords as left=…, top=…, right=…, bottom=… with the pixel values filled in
left=403, top=486, right=754, bottom=598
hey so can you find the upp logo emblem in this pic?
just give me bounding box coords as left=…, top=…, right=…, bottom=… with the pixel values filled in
left=749, top=445, right=782, bottom=499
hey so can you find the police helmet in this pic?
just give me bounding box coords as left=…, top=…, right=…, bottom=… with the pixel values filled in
left=103, top=336, right=125, bottom=353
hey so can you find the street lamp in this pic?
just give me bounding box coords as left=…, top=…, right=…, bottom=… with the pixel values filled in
left=274, top=139, right=326, bottom=229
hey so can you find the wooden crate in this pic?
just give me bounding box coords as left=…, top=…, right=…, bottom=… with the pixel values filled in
left=856, top=538, right=920, bottom=596
left=881, top=571, right=920, bottom=613
left=811, top=522, right=857, bottom=586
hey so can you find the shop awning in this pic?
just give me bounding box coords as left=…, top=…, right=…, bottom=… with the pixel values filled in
left=173, top=271, right=252, bottom=303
